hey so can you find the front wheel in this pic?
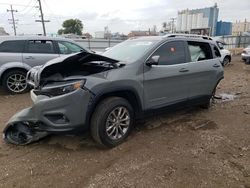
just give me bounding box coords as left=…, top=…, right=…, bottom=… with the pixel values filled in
left=91, top=97, right=134, bottom=148
left=222, top=56, right=230, bottom=66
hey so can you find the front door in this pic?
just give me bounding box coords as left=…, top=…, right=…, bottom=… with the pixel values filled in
left=143, top=40, right=190, bottom=110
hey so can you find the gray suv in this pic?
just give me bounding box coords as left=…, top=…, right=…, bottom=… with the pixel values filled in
left=3, top=35, right=224, bottom=148
left=0, top=36, right=87, bottom=94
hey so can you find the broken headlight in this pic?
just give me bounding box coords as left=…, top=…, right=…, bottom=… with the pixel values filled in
left=35, top=80, right=86, bottom=97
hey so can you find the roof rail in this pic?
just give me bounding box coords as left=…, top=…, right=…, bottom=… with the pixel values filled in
left=164, top=33, right=213, bottom=40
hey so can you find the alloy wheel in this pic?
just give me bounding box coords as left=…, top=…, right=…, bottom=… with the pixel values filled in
left=6, top=73, right=27, bottom=93
left=105, top=106, right=130, bottom=140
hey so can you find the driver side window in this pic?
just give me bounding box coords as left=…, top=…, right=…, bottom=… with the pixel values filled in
left=152, top=41, right=186, bottom=65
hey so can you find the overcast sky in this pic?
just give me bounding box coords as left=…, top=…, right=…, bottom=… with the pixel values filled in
left=0, top=0, right=249, bottom=35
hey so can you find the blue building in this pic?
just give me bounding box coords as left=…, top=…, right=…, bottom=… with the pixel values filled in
left=216, top=21, right=232, bottom=36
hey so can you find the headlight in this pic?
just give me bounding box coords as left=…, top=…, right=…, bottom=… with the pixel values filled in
left=35, top=80, right=86, bottom=97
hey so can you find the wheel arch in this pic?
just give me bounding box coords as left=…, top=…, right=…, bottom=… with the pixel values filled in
left=86, top=89, right=143, bottom=128
left=224, top=55, right=231, bottom=62
left=0, top=62, right=31, bottom=85
left=0, top=67, right=29, bottom=85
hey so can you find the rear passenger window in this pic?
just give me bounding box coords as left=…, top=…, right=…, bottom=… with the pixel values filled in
left=26, top=40, right=55, bottom=54
left=152, top=41, right=186, bottom=65
left=188, top=41, right=213, bottom=62
left=0, top=40, right=25, bottom=53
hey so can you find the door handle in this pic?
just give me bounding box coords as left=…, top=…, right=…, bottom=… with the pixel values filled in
left=25, top=56, right=34, bottom=59
left=179, top=68, right=189, bottom=72
left=213, top=64, right=220, bottom=68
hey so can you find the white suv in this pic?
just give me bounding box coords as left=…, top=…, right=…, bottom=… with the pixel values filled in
left=216, top=40, right=231, bottom=66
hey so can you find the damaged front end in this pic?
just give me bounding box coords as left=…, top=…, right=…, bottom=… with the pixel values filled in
left=3, top=52, right=120, bottom=145
left=3, top=121, right=48, bottom=145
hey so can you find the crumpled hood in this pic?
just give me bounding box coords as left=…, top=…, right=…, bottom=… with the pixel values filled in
left=27, top=51, right=119, bottom=87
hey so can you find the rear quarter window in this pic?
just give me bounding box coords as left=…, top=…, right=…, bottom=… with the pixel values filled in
left=0, top=40, right=25, bottom=53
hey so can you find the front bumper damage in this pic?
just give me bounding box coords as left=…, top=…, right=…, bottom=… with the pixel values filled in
left=3, top=89, right=93, bottom=145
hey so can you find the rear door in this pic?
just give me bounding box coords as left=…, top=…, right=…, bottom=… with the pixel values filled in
left=143, top=40, right=190, bottom=109
left=22, top=40, right=59, bottom=67
left=0, top=40, right=24, bottom=65
left=185, top=40, right=222, bottom=99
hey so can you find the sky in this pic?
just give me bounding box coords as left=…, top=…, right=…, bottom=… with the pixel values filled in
left=0, top=0, right=249, bottom=36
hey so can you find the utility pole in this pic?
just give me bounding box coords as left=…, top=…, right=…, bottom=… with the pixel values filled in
left=35, top=0, right=50, bottom=36
left=7, top=5, right=18, bottom=36
left=244, top=18, right=247, bottom=32
left=170, top=18, right=176, bottom=33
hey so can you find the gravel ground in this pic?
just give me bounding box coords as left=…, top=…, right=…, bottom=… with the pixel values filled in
left=0, top=56, right=249, bottom=188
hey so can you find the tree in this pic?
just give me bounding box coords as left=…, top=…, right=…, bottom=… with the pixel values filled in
left=58, top=19, right=83, bottom=35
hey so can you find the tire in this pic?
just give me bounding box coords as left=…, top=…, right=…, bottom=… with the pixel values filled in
left=245, top=59, right=250, bottom=65
left=222, top=56, right=230, bottom=66
left=91, top=97, right=134, bottom=148
left=200, top=87, right=216, bottom=109
left=2, top=70, right=29, bottom=94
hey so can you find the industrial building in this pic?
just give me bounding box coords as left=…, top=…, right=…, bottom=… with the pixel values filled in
left=176, top=3, right=219, bottom=36
left=232, top=19, right=250, bottom=36
left=216, top=21, right=232, bottom=36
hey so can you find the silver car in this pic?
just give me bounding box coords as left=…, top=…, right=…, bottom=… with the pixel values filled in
left=3, top=35, right=224, bottom=148
left=0, top=36, right=88, bottom=94
left=241, top=45, right=250, bottom=64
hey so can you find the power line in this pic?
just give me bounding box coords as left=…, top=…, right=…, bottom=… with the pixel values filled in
left=17, top=0, right=37, bottom=16
left=35, top=0, right=50, bottom=36
left=0, top=2, right=34, bottom=7
left=7, top=5, right=18, bottom=35
left=18, top=0, right=35, bottom=13
left=42, top=0, right=62, bottom=26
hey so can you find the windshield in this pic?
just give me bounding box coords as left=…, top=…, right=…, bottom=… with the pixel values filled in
left=216, top=41, right=224, bottom=49
left=102, top=39, right=158, bottom=62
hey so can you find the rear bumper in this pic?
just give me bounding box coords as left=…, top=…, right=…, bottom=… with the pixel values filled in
left=5, top=88, right=93, bottom=133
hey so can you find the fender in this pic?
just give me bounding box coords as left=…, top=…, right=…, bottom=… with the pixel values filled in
left=0, top=62, right=32, bottom=79
left=85, top=86, right=143, bottom=127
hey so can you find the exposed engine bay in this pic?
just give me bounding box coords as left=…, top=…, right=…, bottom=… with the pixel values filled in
left=42, top=61, right=116, bottom=85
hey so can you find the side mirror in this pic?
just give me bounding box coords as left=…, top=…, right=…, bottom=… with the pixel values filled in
left=146, top=55, right=160, bottom=66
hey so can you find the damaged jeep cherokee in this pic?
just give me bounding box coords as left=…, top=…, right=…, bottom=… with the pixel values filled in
left=3, top=35, right=224, bottom=148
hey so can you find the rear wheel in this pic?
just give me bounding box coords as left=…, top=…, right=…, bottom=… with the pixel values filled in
left=91, top=97, right=134, bottom=148
left=2, top=70, right=28, bottom=94
left=200, top=87, right=217, bottom=109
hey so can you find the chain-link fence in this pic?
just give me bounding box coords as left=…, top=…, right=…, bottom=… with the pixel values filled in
left=221, top=35, right=250, bottom=49
left=73, top=35, right=250, bottom=52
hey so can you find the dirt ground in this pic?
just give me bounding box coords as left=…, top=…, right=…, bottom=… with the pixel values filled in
left=0, top=56, right=250, bottom=188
